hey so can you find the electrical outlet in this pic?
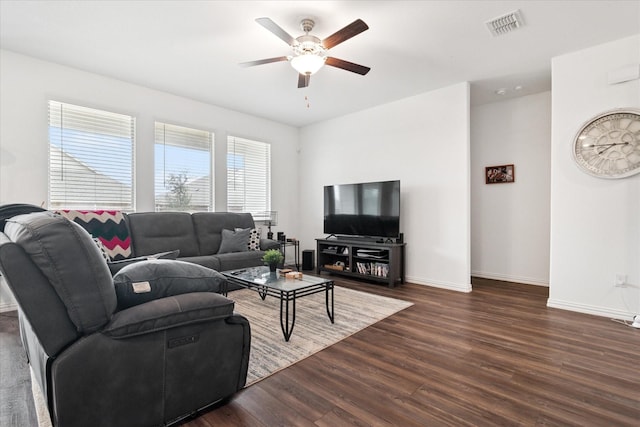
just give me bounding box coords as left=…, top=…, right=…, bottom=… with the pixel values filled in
left=614, top=273, right=627, bottom=287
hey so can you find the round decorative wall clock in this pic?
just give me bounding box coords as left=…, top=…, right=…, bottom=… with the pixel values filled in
left=572, top=109, right=640, bottom=179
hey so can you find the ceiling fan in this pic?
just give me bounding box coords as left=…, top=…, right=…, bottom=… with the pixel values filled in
left=240, top=17, right=371, bottom=88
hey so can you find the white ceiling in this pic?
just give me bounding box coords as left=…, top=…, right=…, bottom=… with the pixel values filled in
left=1, top=1, right=638, bottom=127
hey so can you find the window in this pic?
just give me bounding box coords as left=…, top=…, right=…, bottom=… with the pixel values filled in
left=227, top=136, right=271, bottom=216
left=155, top=123, right=213, bottom=212
left=48, top=101, right=135, bottom=210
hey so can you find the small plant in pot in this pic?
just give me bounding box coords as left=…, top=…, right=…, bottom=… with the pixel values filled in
left=262, top=249, right=284, bottom=272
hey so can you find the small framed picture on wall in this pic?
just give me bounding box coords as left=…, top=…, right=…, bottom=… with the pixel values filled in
left=485, top=164, right=515, bottom=184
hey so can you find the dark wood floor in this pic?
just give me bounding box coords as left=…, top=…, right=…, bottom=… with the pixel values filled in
left=2, top=277, right=639, bottom=426
left=192, top=277, right=640, bottom=427
left=0, top=311, right=38, bottom=427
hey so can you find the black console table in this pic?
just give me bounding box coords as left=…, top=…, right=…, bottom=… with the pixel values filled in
left=316, top=238, right=405, bottom=287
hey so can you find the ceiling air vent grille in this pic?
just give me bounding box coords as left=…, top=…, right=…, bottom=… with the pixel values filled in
left=486, top=10, right=524, bottom=36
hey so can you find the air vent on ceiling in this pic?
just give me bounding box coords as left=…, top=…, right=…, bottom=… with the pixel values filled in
left=485, top=10, right=524, bottom=36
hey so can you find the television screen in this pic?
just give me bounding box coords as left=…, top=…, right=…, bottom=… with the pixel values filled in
left=324, top=180, right=400, bottom=238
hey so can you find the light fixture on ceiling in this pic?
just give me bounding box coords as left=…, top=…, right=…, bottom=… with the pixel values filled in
left=495, top=85, right=524, bottom=96
left=290, top=51, right=326, bottom=75
left=289, top=19, right=327, bottom=75
left=240, top=17, right=370, bottom=88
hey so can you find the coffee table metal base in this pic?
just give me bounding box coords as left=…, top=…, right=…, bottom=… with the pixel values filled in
left=225, top=275, right=334, bottom=342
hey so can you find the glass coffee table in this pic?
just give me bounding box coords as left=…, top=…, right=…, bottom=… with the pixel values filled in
left=222, top=266, right=334, bottom=341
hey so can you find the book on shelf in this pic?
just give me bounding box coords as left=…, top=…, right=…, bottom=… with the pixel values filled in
left=355, top=262, right=389, bottom=278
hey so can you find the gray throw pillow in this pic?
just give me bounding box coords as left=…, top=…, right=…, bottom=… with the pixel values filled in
left=218, top=228, right=250, bottom=254
left=113, top=259, right=226, bottom=309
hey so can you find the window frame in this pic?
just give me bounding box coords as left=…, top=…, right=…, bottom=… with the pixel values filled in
left=226, top=135, right=272, bottom=217
left=48, top=100, right=136, bottom=211
left=154, top=122, right=214, bottom=212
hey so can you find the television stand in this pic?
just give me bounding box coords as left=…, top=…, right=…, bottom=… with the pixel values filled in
left=316, top=238, right=405, bottom=288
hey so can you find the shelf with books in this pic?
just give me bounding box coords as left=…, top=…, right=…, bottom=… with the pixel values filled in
left=355, top=261, right=390, bottom=277
left=315, top=238, right=405, bottom=287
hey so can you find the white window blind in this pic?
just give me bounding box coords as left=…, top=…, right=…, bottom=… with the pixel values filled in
left=227, top=136, right=271, bottom=216
left=155, top=122, right=213, bottom=212
left=48, top=101, right=135, bottom=210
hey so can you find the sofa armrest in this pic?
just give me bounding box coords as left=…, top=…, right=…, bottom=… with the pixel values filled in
left=104, top=292, right=234, bottom=339
left=260, top=238, right=280, bottom=251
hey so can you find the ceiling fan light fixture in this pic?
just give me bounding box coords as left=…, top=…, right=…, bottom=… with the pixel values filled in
left=291, top=53, right=326, bottom=75
left=245, top=16, right=370, bottom=87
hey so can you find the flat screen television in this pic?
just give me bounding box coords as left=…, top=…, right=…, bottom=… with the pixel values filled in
left=324, top=180, right=400, bottom=238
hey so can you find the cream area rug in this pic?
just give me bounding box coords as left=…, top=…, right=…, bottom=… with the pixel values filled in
left=235, top=285, right=413, bottom=386
left=32, top=285, right=412, bottom=426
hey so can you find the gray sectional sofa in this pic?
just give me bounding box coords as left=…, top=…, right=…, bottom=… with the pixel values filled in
left=2, top=206, right=280, bottom=281
left=0, top=210, right=253, bottom=427
left=121, top=211, right=280, bottom=275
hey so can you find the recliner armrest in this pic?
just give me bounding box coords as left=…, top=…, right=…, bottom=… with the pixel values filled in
left=104, top=292, right=234, bottom=339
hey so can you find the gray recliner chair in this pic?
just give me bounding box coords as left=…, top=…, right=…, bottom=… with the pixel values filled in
left=0, top=211, right=250, bottom=427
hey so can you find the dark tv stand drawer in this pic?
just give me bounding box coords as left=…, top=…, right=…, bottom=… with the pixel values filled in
left=315, top=238, right=405, bottom=287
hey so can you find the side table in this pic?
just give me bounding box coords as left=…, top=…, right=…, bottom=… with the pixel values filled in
left=279, top=240, right=300, bottom=270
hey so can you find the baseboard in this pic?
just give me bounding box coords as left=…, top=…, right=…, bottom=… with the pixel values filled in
left=471, top=270, right=549, bottom=287
left=547, top=298, right=635, bottom=321
left=0, top=302, right=17, bottom=313
left=406, top=275, right=472, bottom=293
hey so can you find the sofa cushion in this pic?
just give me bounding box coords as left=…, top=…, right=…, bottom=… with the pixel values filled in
left=218, top=228, right=250, bottom=254
left=107, top=249, right=180, bottom=275
left=177, top=255, right=222, bottom=271
left=192, top=212, right=256, bottom=255
left=215, top=251, right=265, bottom=272
left=104, top=292, right=235, bottom=339
left=57, top=210, right=133, bottom=261
left=0, top=203, right=46, bottom=232
left=127, top=212, right=200, bottom=257
left=113, top=259, right=226, bottom=309
left=4, top=211, right=116, bottom=333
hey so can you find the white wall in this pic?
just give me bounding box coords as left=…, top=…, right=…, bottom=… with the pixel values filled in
left=298, top=83, right=471, bottom=292
left=0, top=49, right=299, bottom=214
left=471, top=92, right=552, bottom=286
left=0, top=49, right=300, bottom=309
left=4, top=34, right=636, bottom=318
left=549, top=34, right=640, bottom=319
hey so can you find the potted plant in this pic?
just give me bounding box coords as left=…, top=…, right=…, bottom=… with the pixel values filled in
left=262, top=249, right=284, bottom=272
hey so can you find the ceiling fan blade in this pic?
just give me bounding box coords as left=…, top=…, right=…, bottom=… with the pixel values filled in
left=239, top=56, right=289, bottom=67
left=322, top=19, right=369, bottom=50
left=298, top=73, right=310, bottom=88
left=325, top=57, right=371, bottom=75
left=256, top=17, right=296, bottom=46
